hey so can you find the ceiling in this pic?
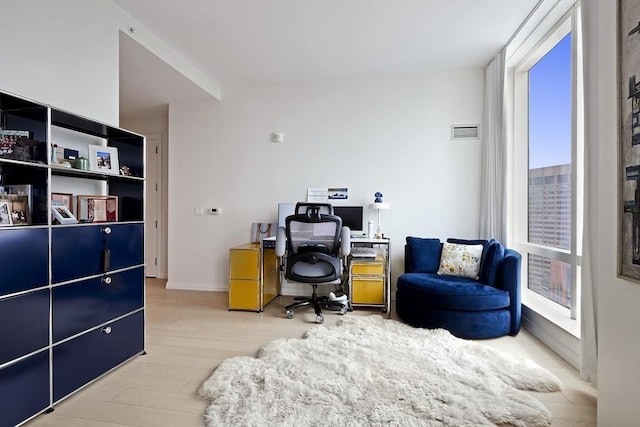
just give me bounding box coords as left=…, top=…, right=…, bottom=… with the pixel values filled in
left=116, top=0, right=539, bottom=117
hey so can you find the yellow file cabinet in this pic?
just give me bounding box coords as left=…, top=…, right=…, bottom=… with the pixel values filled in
left=229, top=243, right=279, bottom=312
left=350, top=255, right=386, bottom=306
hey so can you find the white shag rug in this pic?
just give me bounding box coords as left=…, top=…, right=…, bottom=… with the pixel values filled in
left=199, top=316, right=562, bottom=426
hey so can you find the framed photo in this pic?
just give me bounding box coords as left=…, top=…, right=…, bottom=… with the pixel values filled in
left=0, top=130, right=31, bottom=158
left=77, top=195, right=118, bottom=223
left=52, top=192, right=74, bottom=212
left=88, top=145, right=119, bottom=175
left=0, top=201, right=13, bottom=226
left=51, top=202, right=78, bottom=225
left=2, top=184, right=32, bottom=225
left=619, top=0, right=640, bottom=280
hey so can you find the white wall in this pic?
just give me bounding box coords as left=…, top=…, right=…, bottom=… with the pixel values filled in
left=167, top=71, right=485, bottom=291
left=585, top=0, right=640, bottom=424
left=0, top=0, right=120, bottom=124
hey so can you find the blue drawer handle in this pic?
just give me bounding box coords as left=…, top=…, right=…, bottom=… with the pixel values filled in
left=101, top=276, right=112, bottom=285
left=102, top=227, right=112, bottom=235
left=102, top=326, right=112, bottom=334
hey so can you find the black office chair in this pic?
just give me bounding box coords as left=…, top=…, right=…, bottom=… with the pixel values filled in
left=275, top=203, right=350, bottom=323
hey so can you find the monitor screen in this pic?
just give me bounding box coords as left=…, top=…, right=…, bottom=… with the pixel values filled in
left=333, top=206, right=364, bottom=231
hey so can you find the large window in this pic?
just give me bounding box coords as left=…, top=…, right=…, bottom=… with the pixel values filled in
left=509, top=7, right=583, bottom=334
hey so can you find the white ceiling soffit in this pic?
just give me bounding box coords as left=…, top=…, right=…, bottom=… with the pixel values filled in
left=119, top=31, right=216, bottom=117
left=115, top=0, right=539, bottom=88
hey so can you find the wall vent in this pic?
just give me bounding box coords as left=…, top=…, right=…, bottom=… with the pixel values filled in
left=451, top=125, right=480, bottom=140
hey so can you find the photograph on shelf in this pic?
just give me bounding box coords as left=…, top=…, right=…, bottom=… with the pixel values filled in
left=0, top=129, right=31, bottom=158
left=88, top=145, right=120, bottom=175
left=77, top=195, right=118, bottom=223
left=51, top=201, right=78, bottom=225
left=52, top=192, right=73, bottom=212
left=1, top=184, right=33, bottom=226
left=0, top=200, right=12, bottom=226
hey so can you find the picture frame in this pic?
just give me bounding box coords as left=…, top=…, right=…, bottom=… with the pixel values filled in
left=618, top=0, right=640, bottom=280
left=0, top=130, right=31, bottom=158
left=88, top=145, right=119, bottom=175
left=77, top=195, right=118, bottom=223
left=52, top=192, right=74, bottom=212
left=0, top=201, right=13, bottom=226
left=51, top=201, right=78, bottom=225
left=2, top=184, right=33, bottom=226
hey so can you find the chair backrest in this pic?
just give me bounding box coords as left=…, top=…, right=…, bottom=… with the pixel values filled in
left=284, top=203, right=342, bottom=283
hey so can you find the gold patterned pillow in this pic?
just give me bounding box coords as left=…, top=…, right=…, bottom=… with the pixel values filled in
left=436, top=242, right=484, bottom=280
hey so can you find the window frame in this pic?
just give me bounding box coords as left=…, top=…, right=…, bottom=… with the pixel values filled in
left=508, top=5, right=583, bottom=337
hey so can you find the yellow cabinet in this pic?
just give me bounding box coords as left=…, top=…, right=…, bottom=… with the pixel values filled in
left=229, top=243, right=279, bottom=312
left=350, top=255, right=386, bottom=306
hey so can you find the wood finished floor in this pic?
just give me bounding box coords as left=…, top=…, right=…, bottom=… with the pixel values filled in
left=25, top=278, right=596, bottom=426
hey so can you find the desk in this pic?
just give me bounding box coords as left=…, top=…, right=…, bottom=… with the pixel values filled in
left=349, top=238, right=391, bottom=317
left=265, top=235, right=391, bottom=317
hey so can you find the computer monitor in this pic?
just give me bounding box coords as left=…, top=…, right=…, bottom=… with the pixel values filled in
left=333, top=206, right=364, bottom=233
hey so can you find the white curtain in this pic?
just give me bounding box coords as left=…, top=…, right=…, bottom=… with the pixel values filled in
left=479, top=50, right=507, bottom=243
left=579, top=0, right=597, bottom=386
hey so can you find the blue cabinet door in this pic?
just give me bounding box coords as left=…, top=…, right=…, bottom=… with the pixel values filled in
left=51, top=223, right=144, bottom=283
left=52, top=267, right=144, bottom=342
left=0, top=289, right=50, bottom=365
left=53, top=311, right=144, bottom=402
left=0, top=350, right=50, bottom=427
left=0, top=228, right=48, bottom=296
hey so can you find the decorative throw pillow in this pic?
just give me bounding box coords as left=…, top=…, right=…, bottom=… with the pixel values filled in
left=437, top=242, right=484, bottom=280
left=406, top=237, right=441, bottom=273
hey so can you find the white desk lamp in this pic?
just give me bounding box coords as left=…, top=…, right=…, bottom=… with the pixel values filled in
left=368, top=202, right=390, bottom=238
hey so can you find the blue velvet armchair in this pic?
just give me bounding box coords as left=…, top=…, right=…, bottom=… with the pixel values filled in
left=395, top=237, right=522, bottom=339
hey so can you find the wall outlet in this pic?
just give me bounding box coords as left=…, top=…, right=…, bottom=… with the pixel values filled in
left=194, top=207, right=204, bottom=216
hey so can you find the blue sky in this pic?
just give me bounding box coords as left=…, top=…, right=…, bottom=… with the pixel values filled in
left=528, top=33, right=572, bottom=169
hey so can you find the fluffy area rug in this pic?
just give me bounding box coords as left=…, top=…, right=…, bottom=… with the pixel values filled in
left=199, top=316, right=562, bottom=426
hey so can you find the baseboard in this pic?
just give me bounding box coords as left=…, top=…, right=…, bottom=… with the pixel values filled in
left=165, top=281, right=226, bottom=292
left=521, top=305, right=580, bottom=370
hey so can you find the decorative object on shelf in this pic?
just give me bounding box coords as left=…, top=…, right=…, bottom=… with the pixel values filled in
left=51, top=201, right=78, bottom=225
left=1, top=129, right=31, bottom=160
left=52, top=192, right=73, bottom=212
left=368, top=192, right=390, bottom=238
left=2, top=184, right=32, bottom=226
left=74, top=156, right=89, bottom=170
left=119, top=165, right=132, bottom=176
left=88, top=145, right=119, bottom=175
left=0, top=200, right=13, bottom=226
left=51, top=143, right=58, bottom=164
left=77, top=195, right=118, bottom=223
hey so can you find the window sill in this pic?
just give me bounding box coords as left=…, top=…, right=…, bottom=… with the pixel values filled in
left=522, top=289, right=580, bottom=338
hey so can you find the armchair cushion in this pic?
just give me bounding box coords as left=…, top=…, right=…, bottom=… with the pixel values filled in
left=436, top=242, right=484, bottom=280
left=446, top=238, right=504, bottom=286
left=406, top=237, right=441, bottom=273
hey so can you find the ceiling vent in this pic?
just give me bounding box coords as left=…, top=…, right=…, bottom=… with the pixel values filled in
left=451, top=125, right=480, bottom=140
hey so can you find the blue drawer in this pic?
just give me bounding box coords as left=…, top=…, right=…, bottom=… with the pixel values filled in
left=51, top=223, right=143, bottom=283
left=0, top=350, right=50, bottom=427
left=52, top=267, right=144, bottom=342
left=53, top=310, right=144, bottom=402
left=0, top=228, right=48, bottom=296
left=0, top=289, right=50, bottom=365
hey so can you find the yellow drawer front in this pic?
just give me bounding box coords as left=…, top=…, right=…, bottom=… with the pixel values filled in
left=229, top=279, right=260, bottom=310
left=229, top=248, right=260, bottom=280
left=351, top=261, right=384, bottom=276
left=352, top=278, right=384, bottom=305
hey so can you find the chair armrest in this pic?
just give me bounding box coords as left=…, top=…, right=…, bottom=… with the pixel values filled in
left=275, top=227, right=286, bottom=257
left=341, top=226, right=351, bottom=256
left=498, top=248, right=522, bottom=335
